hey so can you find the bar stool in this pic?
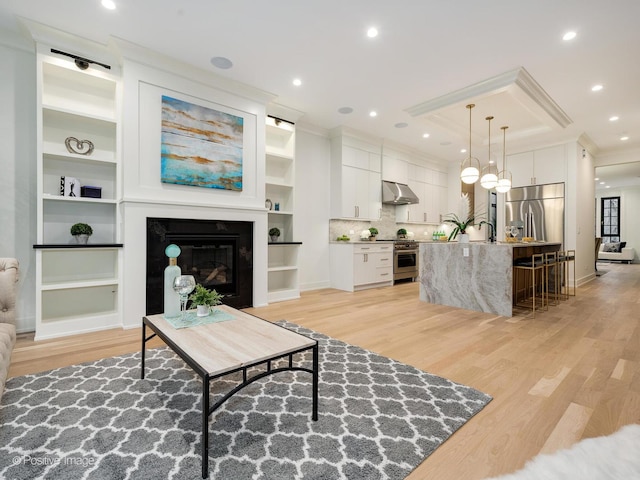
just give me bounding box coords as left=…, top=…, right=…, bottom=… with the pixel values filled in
left=558, top=249, right=576, bottom=299
left=544, top=251, right=560, bottom=306
left=513, top=253, right=546, bottom=317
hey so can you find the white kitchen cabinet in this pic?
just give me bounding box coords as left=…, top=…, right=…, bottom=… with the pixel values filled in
left=382, top=153, right=410, bottom=184
left=34, top=45, right=123, bottom=340
left=266, top=114, right=301, bottom=302
left=330, top=243, right=393, bottom=292
left=508, top=145, right=567, bottom=187
left=396, top=164, right=448, bottom=224
left=331, top=134, right=382, bottom=220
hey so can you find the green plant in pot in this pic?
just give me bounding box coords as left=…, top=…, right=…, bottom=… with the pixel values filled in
left=397, top=228, right=407, bottom=239
left=442, top=193, right=483, bottom=242
left=189, top=284, right=224, bottom=317
left=269, top=227, right=281, bottom=242
left=70, top=222, right=93, bottom=244
left=368, top=227, right=379, bottom=241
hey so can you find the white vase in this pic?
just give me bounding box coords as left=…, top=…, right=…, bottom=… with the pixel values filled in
left=196, top=305, right=210, bottom=317
left=74, top=234, right=89, bottom=244
left=458, top=233, right=470, bottom=243
left=270, top=235, right=279, bottom=242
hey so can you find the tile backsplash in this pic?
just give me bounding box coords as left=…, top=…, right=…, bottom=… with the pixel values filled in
left=329, top=205, right=442, bottom=241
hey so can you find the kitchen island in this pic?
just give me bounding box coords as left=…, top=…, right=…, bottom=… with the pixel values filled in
left=419, top=241, right=561, bottom=317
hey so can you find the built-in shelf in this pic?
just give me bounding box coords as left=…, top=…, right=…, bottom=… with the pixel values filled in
left=34, top=44, right=123, bottom=340
left=266, top=114, right=300, bottom=303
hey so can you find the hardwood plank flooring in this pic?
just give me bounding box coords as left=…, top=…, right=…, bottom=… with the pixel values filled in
left=7, top=262, right=640, bottom=479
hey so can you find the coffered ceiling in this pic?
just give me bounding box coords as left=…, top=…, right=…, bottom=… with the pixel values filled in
left=0, top=0, right=639, bottom=166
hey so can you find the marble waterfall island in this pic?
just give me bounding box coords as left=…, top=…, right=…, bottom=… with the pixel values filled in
left=419, top=242, right=514, bottom=317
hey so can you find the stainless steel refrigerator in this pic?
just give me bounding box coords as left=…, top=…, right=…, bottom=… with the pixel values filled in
left=505, top=183, right=564, bottom=244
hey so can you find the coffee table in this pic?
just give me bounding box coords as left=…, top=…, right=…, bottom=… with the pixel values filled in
left=141, top=305, right=319, bottom=478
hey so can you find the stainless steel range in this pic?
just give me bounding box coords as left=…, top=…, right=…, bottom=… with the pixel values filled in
left=381, top=240, right=419, bottom=282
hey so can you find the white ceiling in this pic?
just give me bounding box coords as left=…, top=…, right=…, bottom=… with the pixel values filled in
left=1, top=0, right=639, bottom=175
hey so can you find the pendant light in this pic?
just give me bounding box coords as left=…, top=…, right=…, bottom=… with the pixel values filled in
left=460, top=104, right=480, bottom=184
left=496, top=126, right=512, bottom=193
left=480, top=116, right=499, bottom=189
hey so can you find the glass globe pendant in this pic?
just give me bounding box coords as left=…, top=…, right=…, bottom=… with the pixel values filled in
left=460, top=104, right=480, bottom=184
left=495, top=126, right=512, bottom=193
left=480, top=115, right=499, bottom=189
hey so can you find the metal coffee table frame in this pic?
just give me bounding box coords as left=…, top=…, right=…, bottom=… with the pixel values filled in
left=141, top=314, right=319, bottom=479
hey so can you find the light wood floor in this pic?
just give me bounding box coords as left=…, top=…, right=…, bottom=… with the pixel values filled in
left=8, top=262, right=640, bottom=479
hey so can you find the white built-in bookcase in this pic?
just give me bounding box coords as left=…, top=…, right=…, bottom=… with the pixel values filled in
left=265, top=114, right=301, bottom=302
left=34, top=45, right=123, bottom=339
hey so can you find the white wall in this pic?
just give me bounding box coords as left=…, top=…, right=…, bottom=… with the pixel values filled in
left=295, top=127, right=331, bottom=291
left=119, top=52, right=271, bottom=328
left=573, top=143, right=596, bottom=283
left=0, top=37, right=37, bottom=332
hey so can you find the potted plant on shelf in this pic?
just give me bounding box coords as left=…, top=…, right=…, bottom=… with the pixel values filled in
left=397, top=228, right=407, bottom=239
left=368, top=227, right=379, bottom=241
left=70, top=222, right=93, bottom=244
left=442, top=193, right=482, bottom=243
left=269, top=227, right=281, bottom=242
left=189, top=284, right=224, bottom=317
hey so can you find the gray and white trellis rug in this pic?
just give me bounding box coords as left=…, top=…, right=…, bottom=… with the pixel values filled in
left=0, top=320, right=491, bottom=480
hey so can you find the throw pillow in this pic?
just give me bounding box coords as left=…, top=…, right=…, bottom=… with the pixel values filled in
left=603, top=242, right=621, bottom=252
left=621, top=241, right=627, bottom=249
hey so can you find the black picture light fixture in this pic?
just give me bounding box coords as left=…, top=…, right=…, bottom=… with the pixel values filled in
left=50, top=48, right=111, bottom=71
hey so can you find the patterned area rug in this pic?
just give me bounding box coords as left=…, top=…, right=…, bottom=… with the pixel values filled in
left=0, top=321, right=491, bottom=480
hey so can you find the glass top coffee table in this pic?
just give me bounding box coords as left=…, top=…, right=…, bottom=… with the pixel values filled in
left=141, top=305, right=319, bottom=478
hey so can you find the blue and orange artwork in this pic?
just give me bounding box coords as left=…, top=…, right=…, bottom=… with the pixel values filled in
left=161, top=95, right=243, bottom=191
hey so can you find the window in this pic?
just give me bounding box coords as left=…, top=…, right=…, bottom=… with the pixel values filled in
left=600, top=196, right=620, bottom=243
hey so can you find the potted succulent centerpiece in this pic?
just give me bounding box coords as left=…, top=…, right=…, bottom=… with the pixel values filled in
left=442, top=193, right=482, bottom=243
left=368, top=227, right=379, bottom=241
left=269, top=227, right=281, bottom=242
left=189, top=284, right=224, bottom=317
left=397, top=228, right=407, bottom=239
left=70, top=222, right=93, bottom=244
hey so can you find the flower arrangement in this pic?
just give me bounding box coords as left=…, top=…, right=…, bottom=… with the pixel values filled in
left=360, top=229, right=371, bottom=240
left=442, top=193, right=483, bottom=241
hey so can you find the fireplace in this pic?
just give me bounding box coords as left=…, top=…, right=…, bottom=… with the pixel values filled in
left=146, top=218, right=253, bottom=314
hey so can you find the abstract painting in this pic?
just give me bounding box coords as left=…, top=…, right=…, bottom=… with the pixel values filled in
left=161, top=95, right=243, bottom=191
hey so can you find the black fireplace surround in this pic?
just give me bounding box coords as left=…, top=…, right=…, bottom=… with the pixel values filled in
left=146, top=218, right=253, bottom=314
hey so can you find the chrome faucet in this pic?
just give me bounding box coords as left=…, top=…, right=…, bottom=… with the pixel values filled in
left=479, top=221, right=496, bottom=243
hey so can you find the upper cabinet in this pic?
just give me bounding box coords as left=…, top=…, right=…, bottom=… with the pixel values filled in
left=330, top=131, right=382, bottom=220
left=508, top=144, right=567, bottom=187
left=383, top=145, right=449, bottom=224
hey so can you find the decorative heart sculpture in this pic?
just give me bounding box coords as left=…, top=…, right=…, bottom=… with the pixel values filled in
left=65, top=137, right=94, bottom=156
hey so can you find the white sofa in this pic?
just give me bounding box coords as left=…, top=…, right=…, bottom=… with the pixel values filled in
left=598, top=243, right=635, bottom=263
left=0, top=258, right=18, bottom=401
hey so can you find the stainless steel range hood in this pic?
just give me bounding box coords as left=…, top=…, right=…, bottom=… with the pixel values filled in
left=382, top=181, right=419, bottom=205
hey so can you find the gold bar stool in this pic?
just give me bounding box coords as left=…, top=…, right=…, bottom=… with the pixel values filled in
left=513, top=253, right=546, bottom=317
left=545, top=251, right=560, bottom=306
left=558, top=249, right=576, bottom=299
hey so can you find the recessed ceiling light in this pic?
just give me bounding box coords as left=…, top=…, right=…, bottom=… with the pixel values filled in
left=620, top=136, right=629, bottom=141
left=101, top=0, right=116, bottom=9
left=599, top=181, right=606, bottom=185
left=562, top=31, right=576, bottom=41
left=609, top=116, right=619, bottom=122
left=394, top=122, right=408, bottom=128
left=369, top=110, right=377, bottom=118
left=606, top=186, right=611, bottom=189
left=210, top=56, right=233, bottom=69
left=595, top=177, right=600, bottom=181
left=422, top=133, right=430, bottom=139
left=591, top=84, right=603, bottom=92
left=338, top=107, right=353, bottom=114
left=292, top=78, right=302, bottom=86
left=367, top=27, right=378, bottom=38
left=460, top=148, right=467, bottom=153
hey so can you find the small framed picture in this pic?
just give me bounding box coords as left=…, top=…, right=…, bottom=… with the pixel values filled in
left=60, top=176, right=81, bottom=197
left=265, top=198, right=273, bottom=210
